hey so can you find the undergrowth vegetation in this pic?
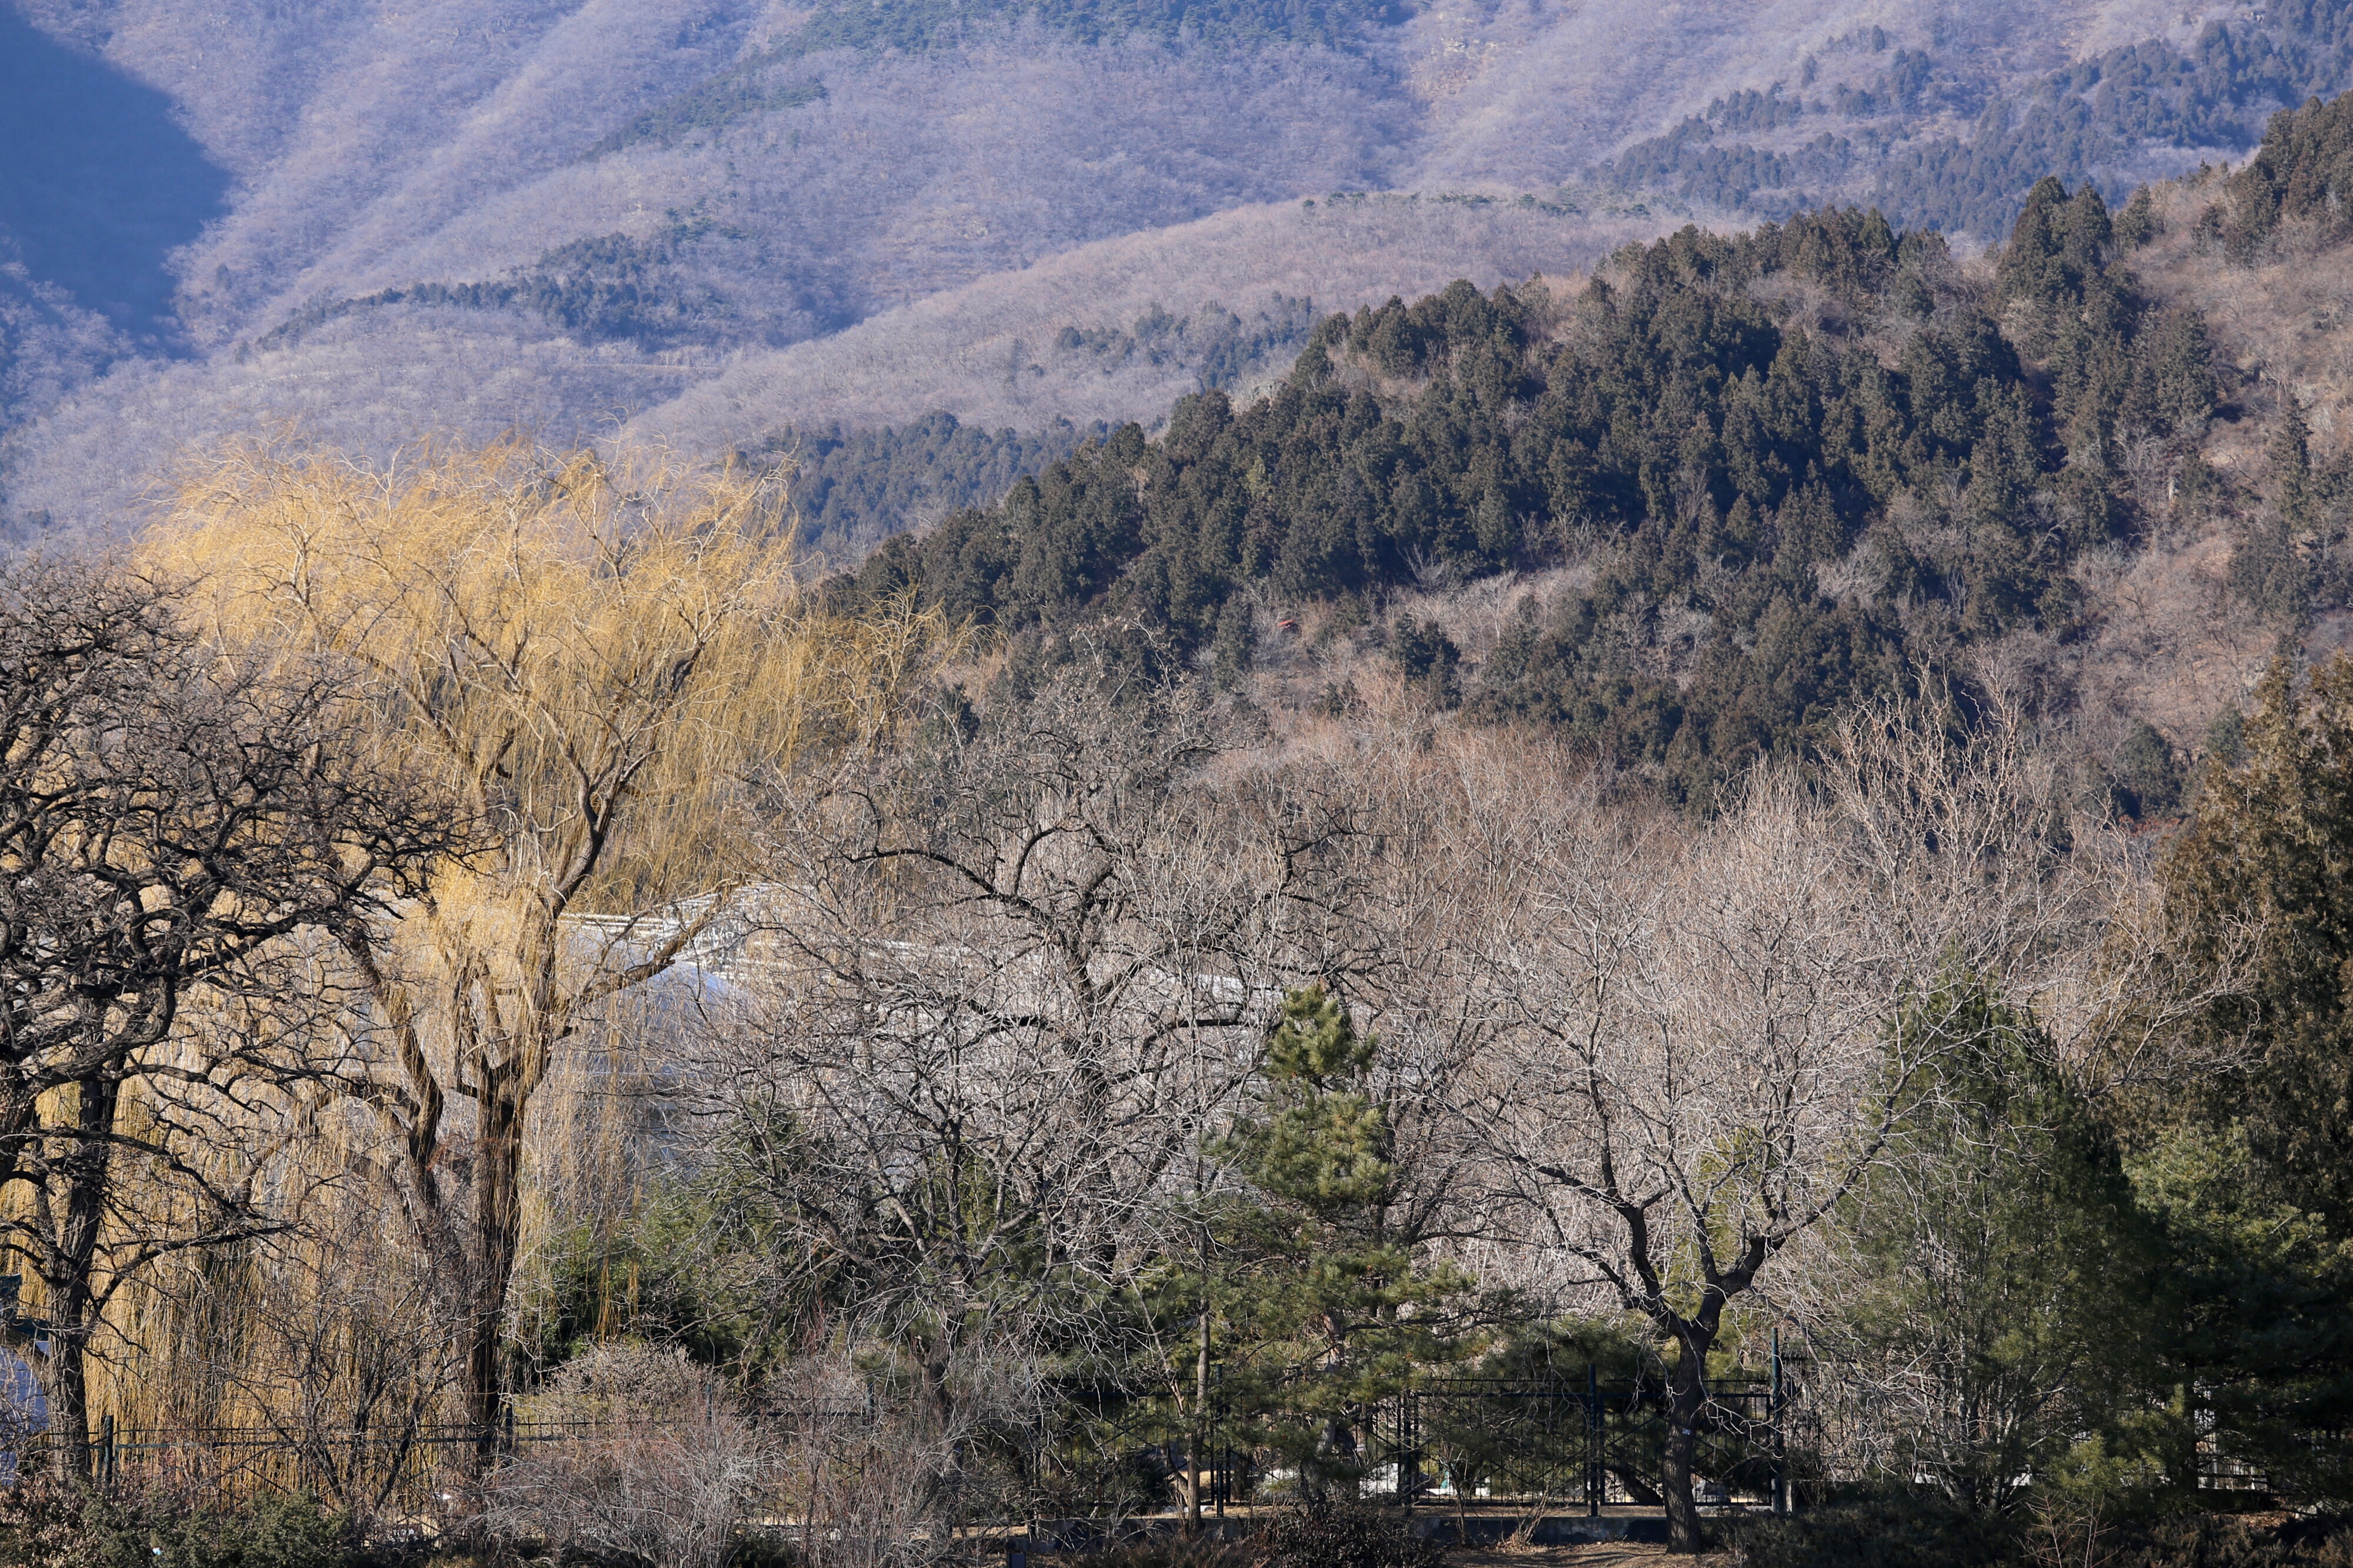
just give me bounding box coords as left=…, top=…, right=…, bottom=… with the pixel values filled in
left=0, top=1487, right=370, bottom=1568
left=1726, top=1497, right=2353, bottom=1568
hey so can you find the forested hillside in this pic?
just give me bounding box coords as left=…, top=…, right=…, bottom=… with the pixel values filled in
left=1609, top=0, right=2353, bottom=236
left=838, top=190, right=2235, bottom=800
left=9, top=0, right=2353, bottom=543
left=16, top=384, right=2353, bottom=1562
left=770, top=412, right=1103, bottom=559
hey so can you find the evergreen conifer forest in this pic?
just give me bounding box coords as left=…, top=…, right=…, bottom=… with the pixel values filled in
left=16, top=6, right=2353, bottom=1566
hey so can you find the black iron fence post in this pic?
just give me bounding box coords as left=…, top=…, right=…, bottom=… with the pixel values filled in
left=1214, top=1364, right=1227, bottom=1518
left=1397, top=1386, right=1415, bottom=1509
left=1585, top=1363, right=1602, bottom=1517
left=1770, top=1329, right=1786, bottom=1516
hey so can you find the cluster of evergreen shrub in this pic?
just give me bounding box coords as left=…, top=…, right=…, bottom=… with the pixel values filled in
left=2163, top=88, right=2353, bottom=634
left=1603, top=119, right=1859, bottom=215
left=564, top=0, right=1416, bottom=171
left=838, top=190, right=2218, bottom=800
left=779, top=0, right=1407, bottom=55
left=1727, top=1497, right=2353, bottom=1568
left=1052, top=296, right=1319, bottom=394
left=2197, top=83, right=2353, bottom=258
left=583, top=61, right=825, bottom=158
left=0, top=1487, right=373, bottom=1568
left=519, top=0, right=1421, bottom=175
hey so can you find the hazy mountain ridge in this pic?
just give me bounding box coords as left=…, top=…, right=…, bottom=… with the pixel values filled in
left=1605, top=1, right=2353, bottom=235
left=619, top=193, right=1677, bottom=453
left=6, top=0, right=2351, bottom=542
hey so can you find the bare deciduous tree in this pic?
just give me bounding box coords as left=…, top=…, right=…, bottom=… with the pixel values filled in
left=767, top=1346, right=999, bottom=1568
left=0, top=556, right=453, bottom=1477
left=1460, top=770, right=1942, bottom=1552
left=160, top=441, right=952, bottom=1467
left=1822, top=686, right=2249, bottom=1096
left=700, top=652, right=1356, bottom=1524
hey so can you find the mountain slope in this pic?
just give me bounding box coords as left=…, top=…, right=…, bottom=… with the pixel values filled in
left=8, top=0, right=2353, bottom=541
left=802, top=95, right=2353, bottom=813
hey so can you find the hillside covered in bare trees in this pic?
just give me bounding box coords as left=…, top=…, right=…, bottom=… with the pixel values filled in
left=12, top=0, right=2353, bottom=543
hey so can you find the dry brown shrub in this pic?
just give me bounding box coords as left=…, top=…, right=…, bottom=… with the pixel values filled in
left=489, top=1344, right=768, bottom=1568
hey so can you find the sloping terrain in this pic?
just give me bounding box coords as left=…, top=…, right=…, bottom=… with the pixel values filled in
left=810, top=96, right=2353, bottom=807
left=6, top=0, right=2353, bottom=541
left=623, top=194, right=1676, bottom=449
left=1602, top=1, right=2353, bottom=234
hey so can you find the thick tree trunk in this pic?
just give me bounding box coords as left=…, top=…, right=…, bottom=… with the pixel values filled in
left=1661, top=1352, right=1709, bottom=1554
left=44, top=1315, right=92, bottom=1484
left=44, top=1074, right=121, bottom=1483
left=1187, top=1309, right=1208, bottom=1534
left=1308, top=1416, right=1359, bottom=1499
left=1606, top=1463, right=1664, bottom=1507
left=466, top=1084, right=525, bottom=1477
left=917, top=1344, right=964, bottom=1526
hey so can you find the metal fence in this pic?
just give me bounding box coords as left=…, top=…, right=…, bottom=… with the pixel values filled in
left=1019, top=1366, right=1811, bottom=1526
left=1391, top=1372, right=1797, bottom=1513
left=45, top=1370, right=1811, bottom=1532
left=58, top=1417, right=648, bottom=1523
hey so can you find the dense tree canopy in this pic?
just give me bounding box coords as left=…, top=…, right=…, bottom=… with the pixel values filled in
left=766, top=413, right=1103, bottom=560
left=2201, top=82, right=2353, bottom=257
left=2160, top=656, right=2353, bottom=1236
left=843, top=195, right=2217, bottom=798
left=2116, top=655, right=2353, bottom=1501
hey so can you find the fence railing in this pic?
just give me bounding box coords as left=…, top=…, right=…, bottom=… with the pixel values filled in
left=1020, top=1368, right=1812, bottom=1526
left=1387, top=1373, right=1800, bottom=1514
left=39, top=1372, right=1815, bottom=1530
left=52, top=1418, right=671, bottom=1523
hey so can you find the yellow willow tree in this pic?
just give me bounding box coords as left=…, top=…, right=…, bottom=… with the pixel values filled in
left=153, top=441, right=952, bottom=1466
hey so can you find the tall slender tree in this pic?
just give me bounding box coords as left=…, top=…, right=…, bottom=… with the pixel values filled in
left=2145, top=653, right=2353, bottom=1497
left=158, top=442, right=950, bottom=1467
left=1831, top=972, right=2163, bottom=1513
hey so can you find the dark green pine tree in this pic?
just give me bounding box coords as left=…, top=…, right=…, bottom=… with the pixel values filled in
left=2143, top=654, right=2353, bottom=1501
left=1216, top=984, right=1478, bottom=1497
left=1841, top=972, right=2167, bottom=1514
left=2231, top=399, right=2319, bottom=632
left=2271, top=393, right=2316, bottom=534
